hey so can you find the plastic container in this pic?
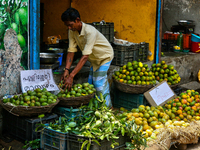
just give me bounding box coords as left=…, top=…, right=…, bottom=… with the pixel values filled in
left=88, top=22, right=114, bottom=43
left=40, top=126, right=68, bottom=150
left=53, top=106, right=82, bottom=119
left=111, top=43, right=138, bottom=66
left=191, top=41, right=200, bottom=53
left=177, top=32, right=183, bottom=51
left=137, top=43, right=149, bottom=62
left=67, top=134, right=130, bottom=150
left=183, top=34, right=191, bottom=49
left=2, top=110, right=58, bottom=142
left=57, top=53, right=64, bottom=67
left=113, top=88, right=150, bottom=111
left=162, top=39, right=177, bottom=52
left=111, top=42, right=148, bottom=66
left=191, top=34, right=200, bottom=42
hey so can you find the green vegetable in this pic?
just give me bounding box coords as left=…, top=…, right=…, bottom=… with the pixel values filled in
left=18, top=6, right=28, bottom=25
left=11, top=22, right=18, bottom=33
left=17, top=34, right=26, bottom=48
left=95, top=111, right=101, bottom=118
left=68, top=121, right=76, bottom=128
left=14, top=11, right=20, bottom=25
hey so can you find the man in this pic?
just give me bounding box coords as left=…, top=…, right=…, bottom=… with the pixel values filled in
left=61, top=8, right=114, bottom=108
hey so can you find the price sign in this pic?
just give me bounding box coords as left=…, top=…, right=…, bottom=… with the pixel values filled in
left=20, top=69, right=59, bottom=93
left=144, top=81, right=176, bottom=106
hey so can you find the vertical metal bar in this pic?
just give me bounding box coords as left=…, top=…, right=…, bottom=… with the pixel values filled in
left=30, top=0, right=40, bottom=70
left=156, top=0, right=163, bottom=63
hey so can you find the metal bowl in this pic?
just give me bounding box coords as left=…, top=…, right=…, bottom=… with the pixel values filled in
left=40, top=53, right=61, bottom=64
left=177, top=20, right=194, bottom=26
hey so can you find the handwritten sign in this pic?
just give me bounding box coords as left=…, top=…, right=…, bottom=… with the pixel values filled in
left=144, top=81, right=176, bottom=106
left=20, top=69, right=59, bottom=93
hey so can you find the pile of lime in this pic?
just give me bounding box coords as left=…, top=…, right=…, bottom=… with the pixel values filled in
left=2, top=88, right=57, bottom=106
left=57, top=82, right=96, bottom=98
left=151, top=61, right=181, bottom=85
left=113, top=61, right=157, bottom=85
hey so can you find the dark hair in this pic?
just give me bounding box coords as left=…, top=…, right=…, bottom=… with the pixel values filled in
left=61, top=8, right=81, bottom=22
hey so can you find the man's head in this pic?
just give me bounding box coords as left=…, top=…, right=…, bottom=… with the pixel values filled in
left=61, top=8, right=82, bottom=32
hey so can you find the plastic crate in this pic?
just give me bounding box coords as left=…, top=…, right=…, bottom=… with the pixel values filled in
left=113, top=88, right=150, bottom=111
left=88, top=22, right=114, bottom=43
left=111, top=43, right=139, bottom=66
left=162, top=39, right=177, bottom=52
left=52, top=106, right=82, bottom=118
left=40, top=126, right=68, bottom=150
left=67, top=134, right=129, bottom=150
left=137, top=43, right=149, bottom=62
left=2, top=110, right=58, bottom=142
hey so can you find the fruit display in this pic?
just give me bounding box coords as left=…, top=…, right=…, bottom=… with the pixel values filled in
left=113, top=61, right=157, bottom=85
left=121, top=89, right=200, bottom=141
left=57, top=82, right=96, bottom=98
left=2, top=88, right=58, bottom=106
left=151, top=61, right=181, bottom=85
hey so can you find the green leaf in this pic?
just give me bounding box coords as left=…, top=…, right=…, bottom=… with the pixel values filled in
left=100, top=135, right=105, bottom=140
left=92, top=140, right=100, bottom=146
left=38, top=114, right=45, bottom=118
left=86, top=142, right=91, bottom=150
left=81, top=140, right=89, bottom=150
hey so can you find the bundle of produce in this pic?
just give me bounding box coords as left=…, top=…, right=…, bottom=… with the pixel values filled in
left=112, top=61, right=157, bottom=93
left=57, top=82, right=96, bottom=107
left=0, top=88, right=59, bottom=116
left=39, top=93, right=137, bottom=150
left=126, top=105, right=169, bottom=141
left=163, top=90, right=200, bottom=122
left=151, top=61, right=181, bottom=85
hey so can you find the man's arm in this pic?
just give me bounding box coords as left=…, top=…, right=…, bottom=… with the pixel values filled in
left=70, top=55, right=89, bottom=78
left=63, top=55, right=89, bottom=90
left=61, top=52, right=75, bottom=81
left=65, top=52, right=75, bottom=70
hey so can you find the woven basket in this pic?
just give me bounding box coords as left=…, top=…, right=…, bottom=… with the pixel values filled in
left=58, top=93, right=95, bottom=108
left=113, top=79, right=154, bottom=94
left=170, top=83, right=180, bottom=89
left=0, top=99, right=59, bottom=117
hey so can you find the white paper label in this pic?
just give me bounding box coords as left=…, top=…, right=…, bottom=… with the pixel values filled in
left=20, top=69, right=59, bottom=93
left=149, top=81, right=175, bottom=105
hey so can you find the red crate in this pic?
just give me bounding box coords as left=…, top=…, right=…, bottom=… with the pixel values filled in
left=164, top=33, right=191, bottom=49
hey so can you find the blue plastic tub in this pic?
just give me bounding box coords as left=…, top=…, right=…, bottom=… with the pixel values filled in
left=57, top=53, right=64, bottom=67
left=191, top=34, right=200, bottom=42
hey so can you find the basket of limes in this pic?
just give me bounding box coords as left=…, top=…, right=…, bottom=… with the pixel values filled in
left=0, top=88, right=59, bottom=117
left=57, top=82, right=96, bottom=107
left=112, top=61, right=156, bottom=94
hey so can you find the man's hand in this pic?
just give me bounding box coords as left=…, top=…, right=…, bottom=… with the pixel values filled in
left=61, top=70, right=69, bottom=81
left=62, top=75, right=74, bottom=91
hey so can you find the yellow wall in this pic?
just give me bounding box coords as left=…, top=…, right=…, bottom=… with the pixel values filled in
left=40, top=0, right=70, bottom=43
left=71, top=0, right=157, bottom=61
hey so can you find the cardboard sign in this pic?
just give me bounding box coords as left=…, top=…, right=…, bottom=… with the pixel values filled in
left=20, top=69, right=59, bottom=93
left=144, top=81, right=176, bottom=106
